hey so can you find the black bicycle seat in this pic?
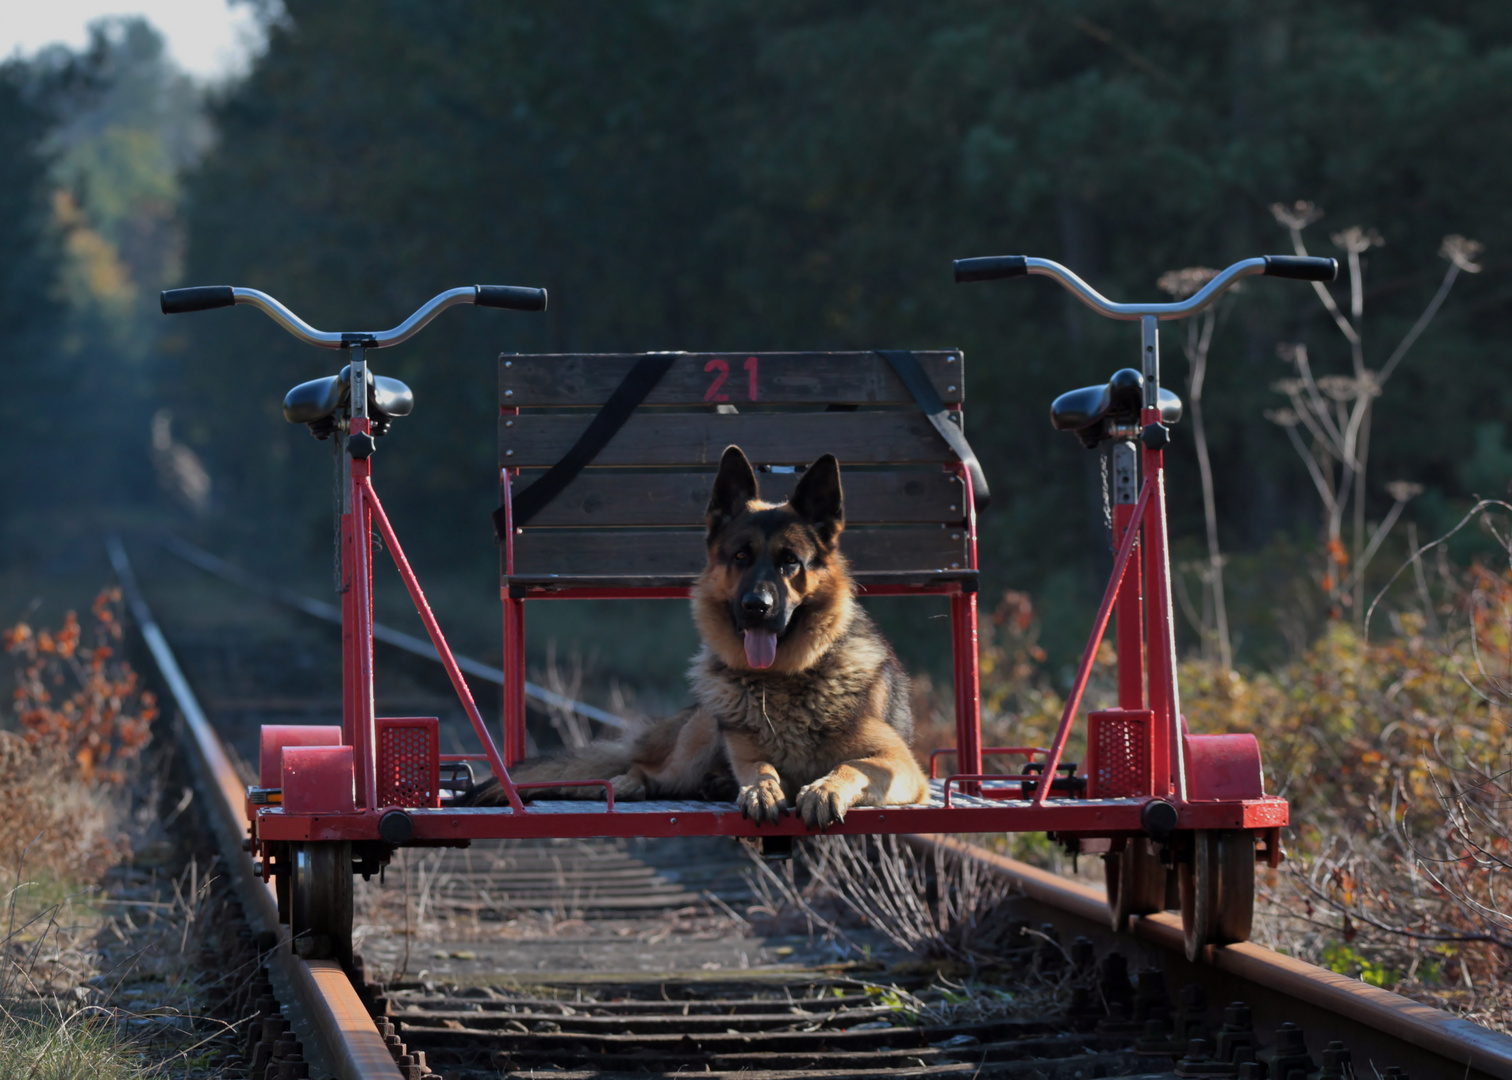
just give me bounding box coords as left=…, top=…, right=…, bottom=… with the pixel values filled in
left=1051, top=368, right=1181, bottom=448
left=283, top=365, right=414, bottom=439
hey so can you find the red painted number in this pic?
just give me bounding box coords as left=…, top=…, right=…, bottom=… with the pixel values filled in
left=707, top=357, right=758, bottom=402
left=704, top=359, right=729, bottom=402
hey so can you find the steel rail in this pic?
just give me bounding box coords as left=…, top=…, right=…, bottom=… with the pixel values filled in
left=160, top=534, right=630, bottom=731
left=107, top=535, right=402, bottom=1080
left=925, top=836, right=1512, bottom=1080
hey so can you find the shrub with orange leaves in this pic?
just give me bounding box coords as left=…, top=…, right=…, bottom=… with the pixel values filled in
left=1183, top=562, right=1512, bottom=1022
left=4, top=588, right=157, bottom=784
left=922, top=562, right=1512, bottom=1020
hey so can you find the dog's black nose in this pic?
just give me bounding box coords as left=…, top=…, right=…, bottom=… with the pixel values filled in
left=741, top=592, right=771, bottom=616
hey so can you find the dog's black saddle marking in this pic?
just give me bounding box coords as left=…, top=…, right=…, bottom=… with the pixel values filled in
left=1051, top=368, right=1181, bottom=449
left=283, top=364, right=413, bottom=439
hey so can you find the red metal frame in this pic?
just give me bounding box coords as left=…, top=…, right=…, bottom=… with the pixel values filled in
left=246, top=365, right=1288, bottom=856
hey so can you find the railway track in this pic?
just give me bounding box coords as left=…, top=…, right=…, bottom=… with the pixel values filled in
left=110, top=536, right=1512, bottom=1080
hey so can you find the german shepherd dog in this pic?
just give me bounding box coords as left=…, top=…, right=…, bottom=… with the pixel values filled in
left=460, top=446, right=929, bottom=829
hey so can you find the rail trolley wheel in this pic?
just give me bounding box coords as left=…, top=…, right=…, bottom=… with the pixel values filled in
left=1105, top=839, right=1168, bottom=932
left=289, top=841, right=353, bottom=966
left=1179, top=829, right=1255, bottom=961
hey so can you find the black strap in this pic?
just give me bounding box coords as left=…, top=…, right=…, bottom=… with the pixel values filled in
left=495, top=353, right=676, bottom=538
left=875, top=349, right=990, bottom=512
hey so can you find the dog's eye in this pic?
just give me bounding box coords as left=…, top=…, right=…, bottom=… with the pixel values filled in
left=732, top=549, right=750, bottom=565
left=779, top=552, right=801, bottom=572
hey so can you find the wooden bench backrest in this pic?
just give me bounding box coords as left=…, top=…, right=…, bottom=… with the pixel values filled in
left=499, top=351, right=970, bottom=585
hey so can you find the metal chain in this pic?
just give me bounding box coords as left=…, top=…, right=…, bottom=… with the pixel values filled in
left=1100, top=445, right=1114, bottom=549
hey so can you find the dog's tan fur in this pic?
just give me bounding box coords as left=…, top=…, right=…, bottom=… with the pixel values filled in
left=460, top=446, right=929, bottom=828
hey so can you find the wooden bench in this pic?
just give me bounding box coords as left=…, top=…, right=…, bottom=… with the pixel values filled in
left=495, top=350, right=983, bottom=770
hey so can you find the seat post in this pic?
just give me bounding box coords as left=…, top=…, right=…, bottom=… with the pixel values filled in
left=346, top=344, right=379, bottom=811
left=1112, top=441, right=1145, bottom=710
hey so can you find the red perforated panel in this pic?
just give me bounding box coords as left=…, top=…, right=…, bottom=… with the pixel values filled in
left=376, top=717, right=441, bottom=808
left=1087, top=709, right=1152, bottom=799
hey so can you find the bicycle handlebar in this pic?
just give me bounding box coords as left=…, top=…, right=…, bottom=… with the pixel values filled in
left=161, top=285, right=236, bottom=314
left=159, top=283, right=548, bottom=348
left=952, top=254, right=1337, bottom=321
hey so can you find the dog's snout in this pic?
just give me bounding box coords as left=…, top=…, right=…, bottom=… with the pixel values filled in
left=741, top=591, right=772, bottom=616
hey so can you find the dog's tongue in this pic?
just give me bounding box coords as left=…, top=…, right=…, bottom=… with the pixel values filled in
left=743, top=629, right=778, bottom=669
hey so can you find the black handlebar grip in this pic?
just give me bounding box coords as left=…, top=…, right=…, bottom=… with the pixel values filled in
left=1262, top=256, right=1339, bottom=282
left=953, top=256, right=1029, bottom=284
left=475, top=285, right=548, bottom=312
left=161, top=286, right=236, bottom=314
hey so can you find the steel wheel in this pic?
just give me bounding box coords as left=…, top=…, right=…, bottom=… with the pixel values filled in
left=271, top=842, right=291, bottom=925
left=1215, top=830, right=1256, bottom=944
left=1180, top=831, right=1217, bottom=961
left=1105, top=839, right=1169, bottom=932
left=1181, top=830, right=1255, bottom=960
left=290, top=841, right=353, bottom=965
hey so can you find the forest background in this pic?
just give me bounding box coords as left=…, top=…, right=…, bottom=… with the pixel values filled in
left=6, top=0, right=1512, bottom=687
left=6, top=0, right=1512, bottom=1014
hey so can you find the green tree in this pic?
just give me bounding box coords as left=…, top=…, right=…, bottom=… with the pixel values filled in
left=0, top=61, right=67, bottom=516
left=172, top=0, right=1512, bottom=671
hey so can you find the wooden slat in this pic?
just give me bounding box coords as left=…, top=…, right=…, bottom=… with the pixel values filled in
left=508, top=570, right=976, bottom=591
left=499, top=351, right=964, bottom=407
left=513, top=469, right=966, bottom=528
left=500, top=412, right=958, bottom=469
left=509, top=526, right=969, bottom=579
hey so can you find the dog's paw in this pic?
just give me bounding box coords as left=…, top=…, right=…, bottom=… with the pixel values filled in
left=609, top=772, right=646, bottom=801
left=795, top=780, right=853, bottom=830
left=737, top=778, right=787, bottom=824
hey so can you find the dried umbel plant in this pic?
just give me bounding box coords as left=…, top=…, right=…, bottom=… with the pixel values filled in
left=1440, top=235, right=1484, bottom=273
left=1157, top=263, right=1237, bottom=668
left=1267, top=202, right=1483, bottom=623
left=1156, top=265, right=1218, bottom=300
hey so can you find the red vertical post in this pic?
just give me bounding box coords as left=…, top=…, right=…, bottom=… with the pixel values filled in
left=341, top=512, right=356, bottom=748
left=1113, top=501, right=1144, bottom=711
left=951, top=465, right=982, bottom=789
left=348, top=420, right=378, bottom=812
left=503, top=597, right=526, bottom=765
left=1142, top=430, right=1181, bottom=801
left=950, top=590, right=982, bottom=783
left=499, top=460, right=528, bottom=767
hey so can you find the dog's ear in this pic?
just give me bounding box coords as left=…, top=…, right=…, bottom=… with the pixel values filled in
left=789, top=454, right=844, bottom=546
left=707, top=445, right=760, bottom=541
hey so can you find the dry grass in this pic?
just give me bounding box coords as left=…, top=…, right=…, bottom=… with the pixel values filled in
left=2, top=847, right=237, bottom=1079
left=0, top=589, right=235, bottom=1075
left=736, top=835, right=1106, bottom=1031
left=0, top=737, right=125, bottom=883
left=741, top=835, right=1024, bottom=967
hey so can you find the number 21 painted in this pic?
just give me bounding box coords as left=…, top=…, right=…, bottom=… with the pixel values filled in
left=704, top=357, right=758, bottom=402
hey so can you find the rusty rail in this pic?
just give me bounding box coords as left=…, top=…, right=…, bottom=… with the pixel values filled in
left=108, top=535, right=401, bottom=1080
left=926, top=836, right=1512, bottom=1080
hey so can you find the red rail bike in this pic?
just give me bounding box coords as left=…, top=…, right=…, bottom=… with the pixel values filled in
left=161, top=251, right=1334, bottom=963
